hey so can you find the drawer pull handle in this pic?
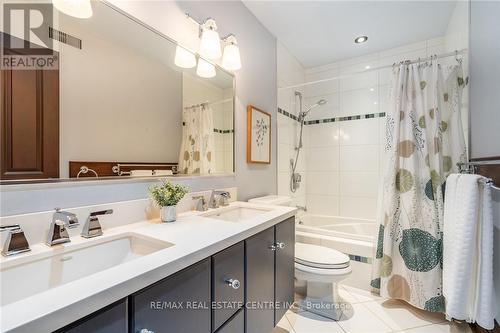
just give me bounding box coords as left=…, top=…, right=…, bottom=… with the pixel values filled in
left=140, top=329, right=154, bottom=333
left=226, top=278, right=240, bottom=289
left=269, top=245, right=277, bottom=251
left=276, top=242, right=285, bottom=250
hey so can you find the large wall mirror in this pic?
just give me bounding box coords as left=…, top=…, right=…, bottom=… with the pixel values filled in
left=0, top=0, right=234, bottom=184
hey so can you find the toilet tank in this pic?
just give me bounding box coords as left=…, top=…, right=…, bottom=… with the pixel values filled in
left=248, top=195, right=292, bottom=206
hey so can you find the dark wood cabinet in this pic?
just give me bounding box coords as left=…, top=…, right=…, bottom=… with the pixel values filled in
left=212, top=242, right=245, bottom=332
left=1, top=33, right=59, bottom=180
left=131, top=258, right=211, bottom=333
left=245, top=227, right=276, bottom=333
left=54, top=299, right=127, bottom=333
left=215, top=309, right=244, bottom=333
left=274, top=217, right=296, bottom=325
left=54, top=216, right=295, bottom=333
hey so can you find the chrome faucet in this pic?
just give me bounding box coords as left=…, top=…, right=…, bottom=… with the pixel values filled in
left=81, top=209, right=113, bottom=238
left=1, top=225, right=30, bottom=256
left=192, top=195, right=208, bottom=211
left=209, top=190, right=231, bottom=208
left=47, top=208, right=79, bottom=246
left=53, top=208, right=80, bottom=228
left=296, top=205, right=307, bottom=212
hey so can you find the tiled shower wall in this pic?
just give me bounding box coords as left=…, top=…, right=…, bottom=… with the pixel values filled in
left=277, top=42, right=307, bottom=208
left=278, top=35, right=468, bottom=220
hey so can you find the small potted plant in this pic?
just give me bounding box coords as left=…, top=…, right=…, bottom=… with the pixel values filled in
left=149, top=180, right=188, bottom=222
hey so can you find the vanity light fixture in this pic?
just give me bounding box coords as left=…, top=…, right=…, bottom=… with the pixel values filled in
left=354, top=35, right=368, bottom=44
left=52, top=0, right=93, bottom=19
left=196, top=58, right=216, bottom=78
left=199, top=18, right=222, bottom=60
left=186, top=13, right=242, bottom=70
left=221, top=34, right=242, bottom=71
left=174, top=45, right=196, bottom=68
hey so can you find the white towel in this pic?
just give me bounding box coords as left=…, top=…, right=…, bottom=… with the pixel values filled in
left=443, top=173, right=496, bottom=329
left=130, top=170, right=153, bottom=176
left=153, top=170, right=173, bottom=176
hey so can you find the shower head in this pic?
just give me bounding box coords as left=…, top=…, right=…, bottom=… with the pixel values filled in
left=302, top=99, right=327, bottom=117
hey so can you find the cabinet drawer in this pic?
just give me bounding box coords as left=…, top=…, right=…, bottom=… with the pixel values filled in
left=131, top=258, right=211, bottom=333
left=216, top=309, right=244, bottom=333
left=54, top=299, right=127, bottom=333
left=212, top=241, right=245, bottom=332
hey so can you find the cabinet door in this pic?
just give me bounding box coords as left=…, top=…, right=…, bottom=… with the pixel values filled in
left=245, top=227, right=275, bottom=333
left=1, top=33, right=59, bottom=180
left=215, top=309, right=244, bottom=333
left=212, top=241, right=245, bottom=332
left=274, top=217, right=295, bottom=325
left=54, top=299, right=127, bottom=333
left=131, top=258, right=211, bottom=333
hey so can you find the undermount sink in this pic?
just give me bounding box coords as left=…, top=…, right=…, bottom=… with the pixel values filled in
left=0, top=233, right=173, bottom=306
left=202, top=206, right=271, bottom=222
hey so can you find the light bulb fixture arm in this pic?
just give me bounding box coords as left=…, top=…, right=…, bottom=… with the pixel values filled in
left=222, top=34, right=238, bottom=45
left=185, top=13, right=217, bottom=38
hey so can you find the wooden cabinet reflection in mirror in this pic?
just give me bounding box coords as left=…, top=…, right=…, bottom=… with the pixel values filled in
left=1, top=33, right=60, bottom=180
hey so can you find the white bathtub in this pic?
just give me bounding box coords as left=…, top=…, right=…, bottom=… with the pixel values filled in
left=295, top=214, right=376, bottom=290
left=297, top=214, right=375, bottom=242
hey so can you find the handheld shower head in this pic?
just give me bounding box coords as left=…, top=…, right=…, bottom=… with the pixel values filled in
left=301, top=99, right=327, bottom=119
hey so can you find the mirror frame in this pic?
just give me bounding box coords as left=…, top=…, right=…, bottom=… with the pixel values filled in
left=0, top=0, right=236, bottom=186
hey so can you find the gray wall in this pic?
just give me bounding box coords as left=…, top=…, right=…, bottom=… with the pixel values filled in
left=470, top=0, right=500, bottom=322
left=0, top=1, right=277, bottom=216
left=470, top=0, right=500, bottom=158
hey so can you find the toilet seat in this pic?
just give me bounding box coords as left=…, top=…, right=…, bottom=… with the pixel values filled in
left=295, top=243, right=350, bottom=270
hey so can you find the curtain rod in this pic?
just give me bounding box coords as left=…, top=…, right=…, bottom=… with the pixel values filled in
left=279, top=48, right=468, bottom=90
left=184, top=98, right=233, bottom=109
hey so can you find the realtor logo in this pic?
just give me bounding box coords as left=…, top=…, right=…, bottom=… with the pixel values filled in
left=1, top=2, right=58, bottom=70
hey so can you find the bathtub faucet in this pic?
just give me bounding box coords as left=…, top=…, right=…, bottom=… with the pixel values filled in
left=296, top=205, right=307, bottom=212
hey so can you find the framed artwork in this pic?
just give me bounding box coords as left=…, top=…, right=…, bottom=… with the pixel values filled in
left=247, top=105, right=271, bottom=164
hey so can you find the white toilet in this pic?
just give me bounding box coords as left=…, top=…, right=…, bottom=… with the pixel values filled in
left=295, top=242, right=352, bottom=319
left=248, top=195, right=352, bottom=319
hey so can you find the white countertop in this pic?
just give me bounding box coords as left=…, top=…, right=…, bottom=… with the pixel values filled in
left=0, top=202, right=296, bottom=333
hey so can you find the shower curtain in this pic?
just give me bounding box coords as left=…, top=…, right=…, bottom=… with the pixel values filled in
left=371, top=58, right=467, bottom=312
left=178, top=104, right=215, bottom=174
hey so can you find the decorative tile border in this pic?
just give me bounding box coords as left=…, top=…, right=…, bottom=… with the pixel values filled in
left=348, top=254, right=373, bottom=264
left=182, top=122, right=233, bottom=133
left=278, top=107, right=385, bottom=125
left=305, top=112, right=386, bottom=125
left=277, top=107, right=298, bottom=121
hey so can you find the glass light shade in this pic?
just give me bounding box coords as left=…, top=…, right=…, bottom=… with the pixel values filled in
left=174, top=46, right=196, bottom=68
left=199, top=29, right=222, bottom=60
left=52, top=0, right=93, bottom=19
left=222, top=43, right=241, bottom=71
left=196, top=58, right=216, bottom=78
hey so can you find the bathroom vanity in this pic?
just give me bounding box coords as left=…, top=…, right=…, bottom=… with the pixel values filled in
left=0, top=202, right=296, bottom=333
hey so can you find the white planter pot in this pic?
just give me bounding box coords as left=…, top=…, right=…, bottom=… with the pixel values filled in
left=160, top=205, right=177, bottom=222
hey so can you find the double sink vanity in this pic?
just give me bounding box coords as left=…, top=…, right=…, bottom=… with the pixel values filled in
left=0, top=199, right=296, bottom=333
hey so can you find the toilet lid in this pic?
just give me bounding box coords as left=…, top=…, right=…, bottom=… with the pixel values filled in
left=295, top=243, right=350, bottom=269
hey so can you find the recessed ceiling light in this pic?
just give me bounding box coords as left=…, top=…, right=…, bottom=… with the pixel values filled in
left=354, top=36, right=368, bottom=44
left=365, top=65, right=371, bottom=70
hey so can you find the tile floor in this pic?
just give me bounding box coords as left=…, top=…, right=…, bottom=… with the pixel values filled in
left=273, top=284, right=472, bottom=333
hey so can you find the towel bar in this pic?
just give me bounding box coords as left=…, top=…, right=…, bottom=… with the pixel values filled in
left=457, top=161, right=500, bottom=191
